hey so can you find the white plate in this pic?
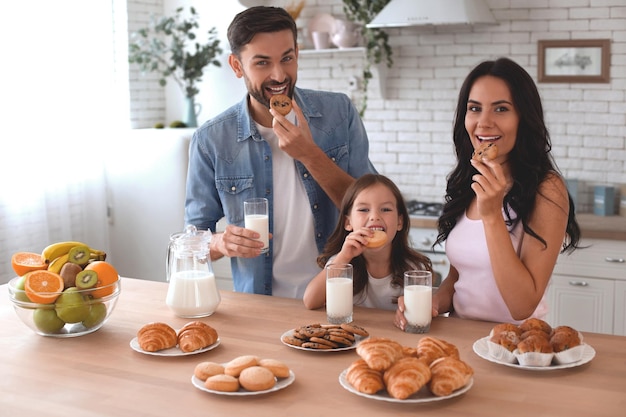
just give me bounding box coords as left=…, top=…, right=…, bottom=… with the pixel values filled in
left=473, top=336, right=595, bottom=371
left=191, top=370, right=295, bottom=396
left=280, top=329, right=367, bottom=352
left=130, top=337, right=220, bottom=357
left=338, top=369, right=473, bottom=403
left=307, top=13, right=336, bottom=44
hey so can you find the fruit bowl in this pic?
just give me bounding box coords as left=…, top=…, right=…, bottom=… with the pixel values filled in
left=7, top=276, right=121, bottom=337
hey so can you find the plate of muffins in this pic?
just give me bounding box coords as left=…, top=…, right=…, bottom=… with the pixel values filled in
left=473, top=318, right=596, bottom=370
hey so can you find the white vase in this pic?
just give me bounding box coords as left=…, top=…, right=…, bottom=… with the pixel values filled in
left=331, top=20, right=361, bottom=49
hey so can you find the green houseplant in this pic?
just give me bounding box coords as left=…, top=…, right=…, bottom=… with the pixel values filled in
left=342, top=0, right=393, bottom=116
left=128, top=6, right=223, bottom=127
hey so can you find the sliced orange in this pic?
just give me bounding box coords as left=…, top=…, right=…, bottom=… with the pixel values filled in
left=85, top=261, right=119, bottom=298
left=24, top=270, right=64, bottom=304
left=11, top=252, right=48, bottom=276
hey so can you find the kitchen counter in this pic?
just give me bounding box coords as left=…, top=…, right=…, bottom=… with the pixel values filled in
left=1, top=278, right=624, bottom=417
left=411, top=213, right=626, bottom=241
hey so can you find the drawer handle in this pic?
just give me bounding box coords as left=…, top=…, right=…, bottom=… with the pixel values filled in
left=568, top=281, right=588, bottom=287
left=604, top=257, right=625, bottom=263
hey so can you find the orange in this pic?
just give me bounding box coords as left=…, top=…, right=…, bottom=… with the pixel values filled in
left=24, top=270, right=64, bottom=304
left=11, top=252, right=48, bottom=276
left=85, top=261, right=119, bottom=298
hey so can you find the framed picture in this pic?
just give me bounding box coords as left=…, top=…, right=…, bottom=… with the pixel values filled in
left=538, top=39, right=610, bottom=83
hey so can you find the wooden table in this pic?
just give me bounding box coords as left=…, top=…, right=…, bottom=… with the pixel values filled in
left=1, top=278, right=624, bottom=417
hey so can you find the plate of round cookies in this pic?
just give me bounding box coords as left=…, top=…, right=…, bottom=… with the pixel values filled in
left=280, top=323, right=369, bottom=352
left=191, top=356, right=295, bottom=396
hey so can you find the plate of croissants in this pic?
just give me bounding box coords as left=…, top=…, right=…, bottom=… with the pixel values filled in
left=473, top=318, right=596, bottom=370
left=339, top=336, right=474, bottom=403
left=130, top=321, right=220, bottom=356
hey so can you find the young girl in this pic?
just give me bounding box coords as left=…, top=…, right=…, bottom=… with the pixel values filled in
left=303, top=174, right=432, bottom=311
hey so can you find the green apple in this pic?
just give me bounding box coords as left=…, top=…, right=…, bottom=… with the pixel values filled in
left=13, top=276, right=31, bottom=303
left=82, top=302, right=107, bottom=328
left=55, top=287, right=90, bottom=323
left=33, top=308, right=65, bottom=333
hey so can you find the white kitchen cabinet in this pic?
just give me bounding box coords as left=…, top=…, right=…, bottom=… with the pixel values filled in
left=613, top=281, right=626, bottom=336
left=545, top=275, right=614, bottom=334
left=546, top=239, right=626, bottom=335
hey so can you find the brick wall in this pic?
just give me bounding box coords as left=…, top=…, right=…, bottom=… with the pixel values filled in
left=127, top=0, right=626, bottom=211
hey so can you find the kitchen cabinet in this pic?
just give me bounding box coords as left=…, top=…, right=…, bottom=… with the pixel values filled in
left=546, top=238, right=626, bottom=335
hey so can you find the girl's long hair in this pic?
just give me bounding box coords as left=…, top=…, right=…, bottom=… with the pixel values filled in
left=318, top=174, right=432, bottom=302
left=436, top=58, right=580, bottom=253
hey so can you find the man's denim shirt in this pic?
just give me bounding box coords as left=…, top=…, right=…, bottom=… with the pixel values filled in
left=185, top=87, right=377, bottom=295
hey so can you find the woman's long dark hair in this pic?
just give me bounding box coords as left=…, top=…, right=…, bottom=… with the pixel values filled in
left=436, top=57, right=580, bottom=253
left=318, top=174, right=432, bottom=302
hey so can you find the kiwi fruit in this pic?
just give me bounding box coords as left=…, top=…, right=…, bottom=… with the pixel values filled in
left=75, top=270, right=98, bottom=289
left=68, top=245, right=91, bottom=266
left=60, top=262, right=83, bottom=290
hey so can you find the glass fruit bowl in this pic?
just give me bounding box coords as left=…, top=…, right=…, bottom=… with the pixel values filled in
left=7, top=276, right=121, bottom=337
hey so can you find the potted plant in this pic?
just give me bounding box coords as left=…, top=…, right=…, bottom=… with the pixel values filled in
left=128, top=6, right=223, bottom=127
left=341, top=0, right=393, bottom=116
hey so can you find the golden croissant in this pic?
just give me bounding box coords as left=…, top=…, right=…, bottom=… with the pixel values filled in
left=356, top=337, right=405, bottom=371
left=137, top=322, right=177, bottom=352
left=177, top=321, right=218, bottom=353
left=416, top=336, right=460, bottom=365
left=346, top=359, right=385, bottom=395
left=383, top=357, right=431, bottom=400
left=428, top=356, right=473, bottom=397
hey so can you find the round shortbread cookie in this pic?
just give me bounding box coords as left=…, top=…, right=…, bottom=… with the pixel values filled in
left=224, top=355, right=259, bottom=377
left=238, top=366, right=276, bottom=391
left=204, top=374, right=240, bottom=392
left=258, top=358, right=291, bottom=378
left=194, top=361, right=226, bottom=381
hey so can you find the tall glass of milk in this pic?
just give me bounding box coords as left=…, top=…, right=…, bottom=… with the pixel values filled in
left=326, top=263, right=353, bottom=324
left=166, top=225, right=221, bottom=317
left=244, top=198, right=269, bottom=254
left=403, top=270, right=432, bottom=333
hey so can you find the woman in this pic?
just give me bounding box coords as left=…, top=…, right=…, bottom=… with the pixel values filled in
left=395, top=57, right=580, bottom=327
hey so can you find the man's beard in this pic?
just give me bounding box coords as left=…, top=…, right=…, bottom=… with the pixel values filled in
left=245, top=76, right=295, bottom=109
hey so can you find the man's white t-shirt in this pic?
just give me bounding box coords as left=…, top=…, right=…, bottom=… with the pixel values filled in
left=256, top=112, right=321, bottom=298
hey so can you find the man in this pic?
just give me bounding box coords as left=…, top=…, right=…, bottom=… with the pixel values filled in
left=184, top=6, right=377, bottom=298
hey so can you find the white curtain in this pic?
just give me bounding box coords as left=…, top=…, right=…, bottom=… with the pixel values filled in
left=0, top=1, right=123, bottom=283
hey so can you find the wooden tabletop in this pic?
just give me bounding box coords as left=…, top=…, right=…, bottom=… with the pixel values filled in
left=1, top=277, right=624, bottom=417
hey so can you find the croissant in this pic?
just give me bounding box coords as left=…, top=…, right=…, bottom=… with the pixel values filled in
left=428, top=356, right=473, bottom=397
left=416, top=336, right=460, bottom=365
left=383, top=357, right=431, bottom=400
left=356, top=337, right=404, bottom=371
left=177, top=321, right=218, bottom=353
left=346, top=359, right=385, bottom=395
left=137, top=322, right=177, bottom=352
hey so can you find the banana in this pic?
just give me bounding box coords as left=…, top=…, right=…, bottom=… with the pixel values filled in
left=42, top=241, right=89, bottom=263
left=41, top=241, right=104, bottom=263
left=47, top=254, right=70, bottom=274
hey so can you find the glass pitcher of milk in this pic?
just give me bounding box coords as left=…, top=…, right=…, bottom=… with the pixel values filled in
left=166, top=225, right=220, bottom=317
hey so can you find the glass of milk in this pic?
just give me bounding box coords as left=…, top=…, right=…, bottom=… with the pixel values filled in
left=326, top=263, right=353, bottom=324
left=244, top=198, right=269, bottom=254
left=403, top=270, right=432, bottom=333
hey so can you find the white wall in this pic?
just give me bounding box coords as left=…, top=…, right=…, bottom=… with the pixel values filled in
left=128, top=0, right=626, bottom=210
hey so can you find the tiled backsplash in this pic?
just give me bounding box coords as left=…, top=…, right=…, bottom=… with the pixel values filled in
left=129, top=0, right=626, bottom=212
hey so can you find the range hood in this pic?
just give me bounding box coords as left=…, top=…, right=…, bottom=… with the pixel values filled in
left=367, top=0, right=497, bottom=28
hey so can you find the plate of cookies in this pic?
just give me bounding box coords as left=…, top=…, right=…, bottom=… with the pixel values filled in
left=130, top=321, right=221, bottom=357
left=280, top=323, right=369, bottom=352
left=473, top=318, right=596, bottom=371
left=191, top=356, right=295, bottom=396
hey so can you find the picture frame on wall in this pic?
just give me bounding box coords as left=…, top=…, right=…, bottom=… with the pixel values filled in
left=538, top=39, right=610, bottom=83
